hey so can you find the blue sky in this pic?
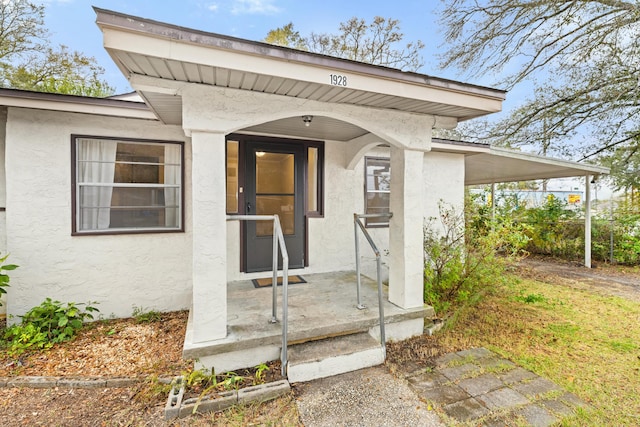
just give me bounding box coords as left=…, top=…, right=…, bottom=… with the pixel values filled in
left=42, top=0, right=481, bottom=93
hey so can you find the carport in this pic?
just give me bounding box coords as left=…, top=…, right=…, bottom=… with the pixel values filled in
left=432, top=139, right=610, bottom=268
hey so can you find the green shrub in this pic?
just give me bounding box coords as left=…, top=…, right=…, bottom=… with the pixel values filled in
left=423, top=200, right=529, bottom=317
left=0, top=253, right=18, bottom=306
left=605, top=203, right=640, bottom=264
left=520, top=195, right=580, bottom=258
left=515, top=197, right=640, bottom=265
left=3, top=298, right=99, bottom=356
left=2, top=322, right=50, bottom=355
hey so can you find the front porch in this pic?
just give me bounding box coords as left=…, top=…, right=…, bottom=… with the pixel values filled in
left=182, top=271, right=433, bottom=374
left=90, top=7, right=605, bottom=385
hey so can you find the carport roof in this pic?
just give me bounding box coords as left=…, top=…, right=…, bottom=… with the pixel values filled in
left=432, top=139, right=609, bottom=185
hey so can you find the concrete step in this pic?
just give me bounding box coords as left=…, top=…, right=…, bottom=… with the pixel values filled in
left=286, top=332, right=384, bottom=383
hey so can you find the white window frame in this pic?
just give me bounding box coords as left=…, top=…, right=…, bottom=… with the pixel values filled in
left=364, top=156, right=391, bottom=227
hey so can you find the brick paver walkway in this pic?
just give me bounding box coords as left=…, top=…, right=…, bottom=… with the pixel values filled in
left=402, top=348, right=589, bottom=426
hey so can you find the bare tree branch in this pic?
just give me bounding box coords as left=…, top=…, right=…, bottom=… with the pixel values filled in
left=439, top=0, right=640, bottom=185
left=266, top=17, right=424, bottom=71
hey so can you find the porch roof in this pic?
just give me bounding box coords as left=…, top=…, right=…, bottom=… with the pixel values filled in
left=93, top=8, right=506, bottom=127
left=432, top=139, right=610, bottom=184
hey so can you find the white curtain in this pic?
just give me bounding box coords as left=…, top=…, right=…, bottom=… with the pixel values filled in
left=164, top=144, right=181, bottom=227
left=78, top=139, right=117, bottom=230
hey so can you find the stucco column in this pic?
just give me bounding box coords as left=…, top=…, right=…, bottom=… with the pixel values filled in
left=0, top=108, right=6, bottom=313
left=191, top=131, right=227, bottom=342
left=388, top=146, right=424, bottom=309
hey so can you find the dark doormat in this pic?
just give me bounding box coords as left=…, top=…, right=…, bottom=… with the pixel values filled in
left=252, top=275, right=306, bottom=288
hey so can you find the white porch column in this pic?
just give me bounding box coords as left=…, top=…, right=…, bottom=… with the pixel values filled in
left=191, top=131, right=228, bottom=342
left=388, top=146, right=424, bottom=309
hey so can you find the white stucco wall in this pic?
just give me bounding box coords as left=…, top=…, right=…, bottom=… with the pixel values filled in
left=4, top=108, right=193, bottom=320
left=0, top=108, right=7, bottom=314
left=423, top=151, right=466, bottom=231
left=307, top=140, right=366, bottom=274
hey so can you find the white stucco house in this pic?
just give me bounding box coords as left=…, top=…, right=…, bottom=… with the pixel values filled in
left=0, top=8, right=607, bottom=378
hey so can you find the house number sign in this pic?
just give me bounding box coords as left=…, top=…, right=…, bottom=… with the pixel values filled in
left=330, top=74, right=348, bottom=87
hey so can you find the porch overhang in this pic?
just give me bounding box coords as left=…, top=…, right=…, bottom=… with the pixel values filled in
left=93, top=7, right=506, bottom=131
left=431, top=139, right=610, bottom=184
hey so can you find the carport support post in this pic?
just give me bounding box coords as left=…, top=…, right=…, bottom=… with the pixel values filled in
left=491, top=182, right=496, bottom=222
left=388, top=147, right=424, bottom=308
left=585, top=175, right=592, bottom=268
left=191, top=131, right=228, bottom=342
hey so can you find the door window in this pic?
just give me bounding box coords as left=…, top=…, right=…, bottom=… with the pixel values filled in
left=255, top=152, right=295, bottom=236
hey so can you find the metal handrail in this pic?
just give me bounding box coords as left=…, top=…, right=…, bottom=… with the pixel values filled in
left=353, top=212, right=392, bottom=358
left=227, top=214, right=289, bottom=376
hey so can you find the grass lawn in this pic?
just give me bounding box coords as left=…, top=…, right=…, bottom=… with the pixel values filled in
left=439, top=274, right=640, bottom=426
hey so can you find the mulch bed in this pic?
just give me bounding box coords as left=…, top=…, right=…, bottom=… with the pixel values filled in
left=1, top=309, right=285, bottom=392
left=0, top=310, right=291, bottom=425
left=0, top=311, right=191, bottom=378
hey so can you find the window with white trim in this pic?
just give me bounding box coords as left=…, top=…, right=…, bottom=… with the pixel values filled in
left=72, top=136, right=183, bottom=234
left=364, top=157, right=390, bottom=227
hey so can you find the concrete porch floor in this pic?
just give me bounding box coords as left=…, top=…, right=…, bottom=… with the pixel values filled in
left=183, top=271, right=434, bottom=365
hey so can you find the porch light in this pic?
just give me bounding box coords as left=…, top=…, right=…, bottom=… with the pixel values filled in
left=302, top=115, right=313, bottom=127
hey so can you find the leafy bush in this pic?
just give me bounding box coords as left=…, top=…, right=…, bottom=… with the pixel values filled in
left=183, top=363, right=272, bottom=399
left=604, top=202, right=640, bottom=265
left=0, top=253, right=18, bottom=306
left=253, top=362, right=270, bottom=385
left=2, top=322, right=50, bottom=355
left=520, top=195, right=581, bottom=258
left=515, top=197, right=640, bottom=265
left=3, top=298, right=99, bottom=356
left=423, top=199, right=529, bottom=317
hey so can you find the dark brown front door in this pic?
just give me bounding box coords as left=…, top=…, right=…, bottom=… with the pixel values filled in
left=244, top=141, right=305, bottom=272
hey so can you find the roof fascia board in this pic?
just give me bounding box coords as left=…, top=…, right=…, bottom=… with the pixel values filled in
left=467, top=171, right=591, bottom=186
left=490, top=146, right=610, bottom=175
left=0, top=90, right=156, bottom=120
left=101, top=28, right=503, bottom=114
left=431, top=140, right=490, bottom=154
